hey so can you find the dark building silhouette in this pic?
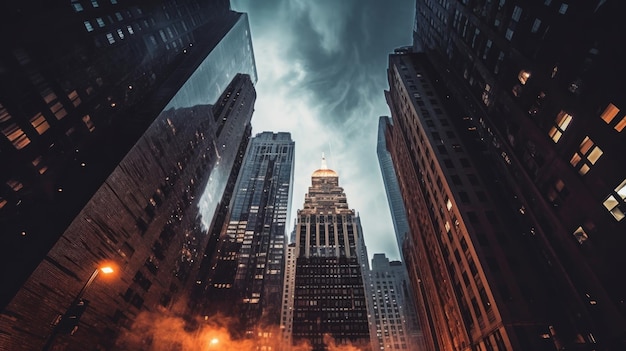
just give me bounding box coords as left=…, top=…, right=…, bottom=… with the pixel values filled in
left=196, top=131, right=295, bottom=340
left=0, top=1, right=257, bottom=349
left=0, top=0, right=256, bottom=306
left=383, top=0, right=626, bottom=349
left=288, top=157, right=371, bottom=351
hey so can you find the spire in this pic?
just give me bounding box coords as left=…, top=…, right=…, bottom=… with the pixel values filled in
left=321, top=153, right=328, bottom=170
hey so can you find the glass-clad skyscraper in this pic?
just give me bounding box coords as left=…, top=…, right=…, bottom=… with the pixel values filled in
left=198, top=132, right=295, bottom=341
left=0, top=1, right=258, bottom=349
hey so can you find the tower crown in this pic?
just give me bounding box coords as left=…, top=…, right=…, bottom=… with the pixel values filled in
left=311, top=153, right=338, bottom=178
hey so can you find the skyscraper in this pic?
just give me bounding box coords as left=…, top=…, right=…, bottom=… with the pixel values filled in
left=197, top=131, right=295, bottom=340
left=404, top=0, right=625, bottom=349
left=377, top=116, right=410, bottom=254
left=0, top=1, right=258, bottom=349
left=367, top=254, right=422, bottom=351
left=287, top=157, right=370, bottom=350
left=0, top=0, right=256, bottom=307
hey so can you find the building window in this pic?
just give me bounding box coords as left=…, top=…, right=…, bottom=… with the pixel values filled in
left=2, top=123, right=31, bottom=149
left=570, top=137, right=603, bottom=175
left=505, top=28, right=514, bottom=41
left=518, top=70, right=531, bottom=85
left=573, top=226, right=589, bottom=244
left=106, top=33, right=115, bottom=44
left=548, top=110, right=573, bottom=143
left=91, top=0, right=99, bottom=8
left=72, top=2, right=84, bottom=12
left=511, top=6, right=522, bottom=22
left=96, top=18, right=105, bottom=27
left=531, top=18, right=542, bottom=33
left=600, top=103, right=626, bottom=132
left=82, top=114, right=96, bottom=132
left=558, top=3, right=568, bottom=14
left=603, top=179, right=626, bottom=221
left=84, top=20, right=94, bottom=32
left=29, top=113, right=50, bottom=135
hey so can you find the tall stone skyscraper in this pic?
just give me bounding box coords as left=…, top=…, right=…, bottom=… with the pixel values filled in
left=197, top=131, right=294, bottom=339
left=395, top=0, right=625, bottom=349
left=384, top=47, right=625, bottom=350
left=0, top=1, right=258, bottom=349
left=367, top=254, right=422, bottom=351
left=287, top=157, right=370, bottom=351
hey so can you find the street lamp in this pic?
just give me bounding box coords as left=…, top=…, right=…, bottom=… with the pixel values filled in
left=42, top=265, right=115, bottom=350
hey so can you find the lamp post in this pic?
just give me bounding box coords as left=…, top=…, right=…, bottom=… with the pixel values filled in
left=42, top=265, right=114, bottom=351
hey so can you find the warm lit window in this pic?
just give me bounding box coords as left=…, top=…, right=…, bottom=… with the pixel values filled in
left=570, top=136, right=603, bottom=175
left=600, top=103, right=625, bottom=132
left=2, top=124, right=31, bottom=149
left=7, top=179, right=24, bottom=192
left=572, top=226, right=588, bottom=244
left=603, top=179, right=626, bottom=221
left=548, top=110, right=572, bottom=142
left=32, top=156, right=48, bottom=174
left=446, top=198, right=453, bottom=211
left=82, top=114, right=96, bottom=132
left=518, top=70, right=531, bottom=84
left=50, top=102, right=67, bottom=120
left=0, top=197, right=6, bottom=209
left=600, top=103, right=619, bottom=123
left=29, top=113, right=50, bottom=135
left=68, top=90, right=81, bottom=107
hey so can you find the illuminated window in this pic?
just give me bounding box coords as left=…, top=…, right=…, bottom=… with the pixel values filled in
left=91, top=0, right=99, bottom=8
left=570, top=136, right=603, bottom=175
left=106, top=33, right=115, bottom=44
left=600, top=103, right=619, bottom=123
left=29, top=113, right=50, bottom=134
left=505, top=28, right=514, bottom=41
left=572, top=226, right=588, bottom=244
left=68, top=90, right=81, bottom=107
left=446, top=198, right=453, bottom=211
left=82, top=114, right=96, bottom=132
left=32, top=156, right=48, bottom=174
left=2, top=123, right=31, bottom=149
left=96, top=18, right=105, bottom=27
left=7, top=179, right=24, bottom=192
left=518, top=70, right=531, bottom=84
left=558, top=3, right=568, bottom=14
left=84, top=21, right=94, bottom=32
left=0, top=197, right=6, bottom=209
left=600, top=103, right=625, bottom=132
left=50, top=102, right=67, bottom=120
left=603, top=179, right=626, bottom=221
left=548, top=110, right=572, bottom=142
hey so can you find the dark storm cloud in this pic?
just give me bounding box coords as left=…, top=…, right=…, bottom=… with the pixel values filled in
left=231, top=0, right=414, bottom=261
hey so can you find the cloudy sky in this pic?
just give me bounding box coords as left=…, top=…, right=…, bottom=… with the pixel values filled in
left=231, top=0, right=414, bottom=262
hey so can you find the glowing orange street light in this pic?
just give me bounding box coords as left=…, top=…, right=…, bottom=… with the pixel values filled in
left=42, top=264, right=116, bottom=350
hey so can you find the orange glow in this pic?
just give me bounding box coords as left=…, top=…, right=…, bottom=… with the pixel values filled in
left=100, top=266, right=114, bottom=274
left=115, top=310, right=367, bottom=351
